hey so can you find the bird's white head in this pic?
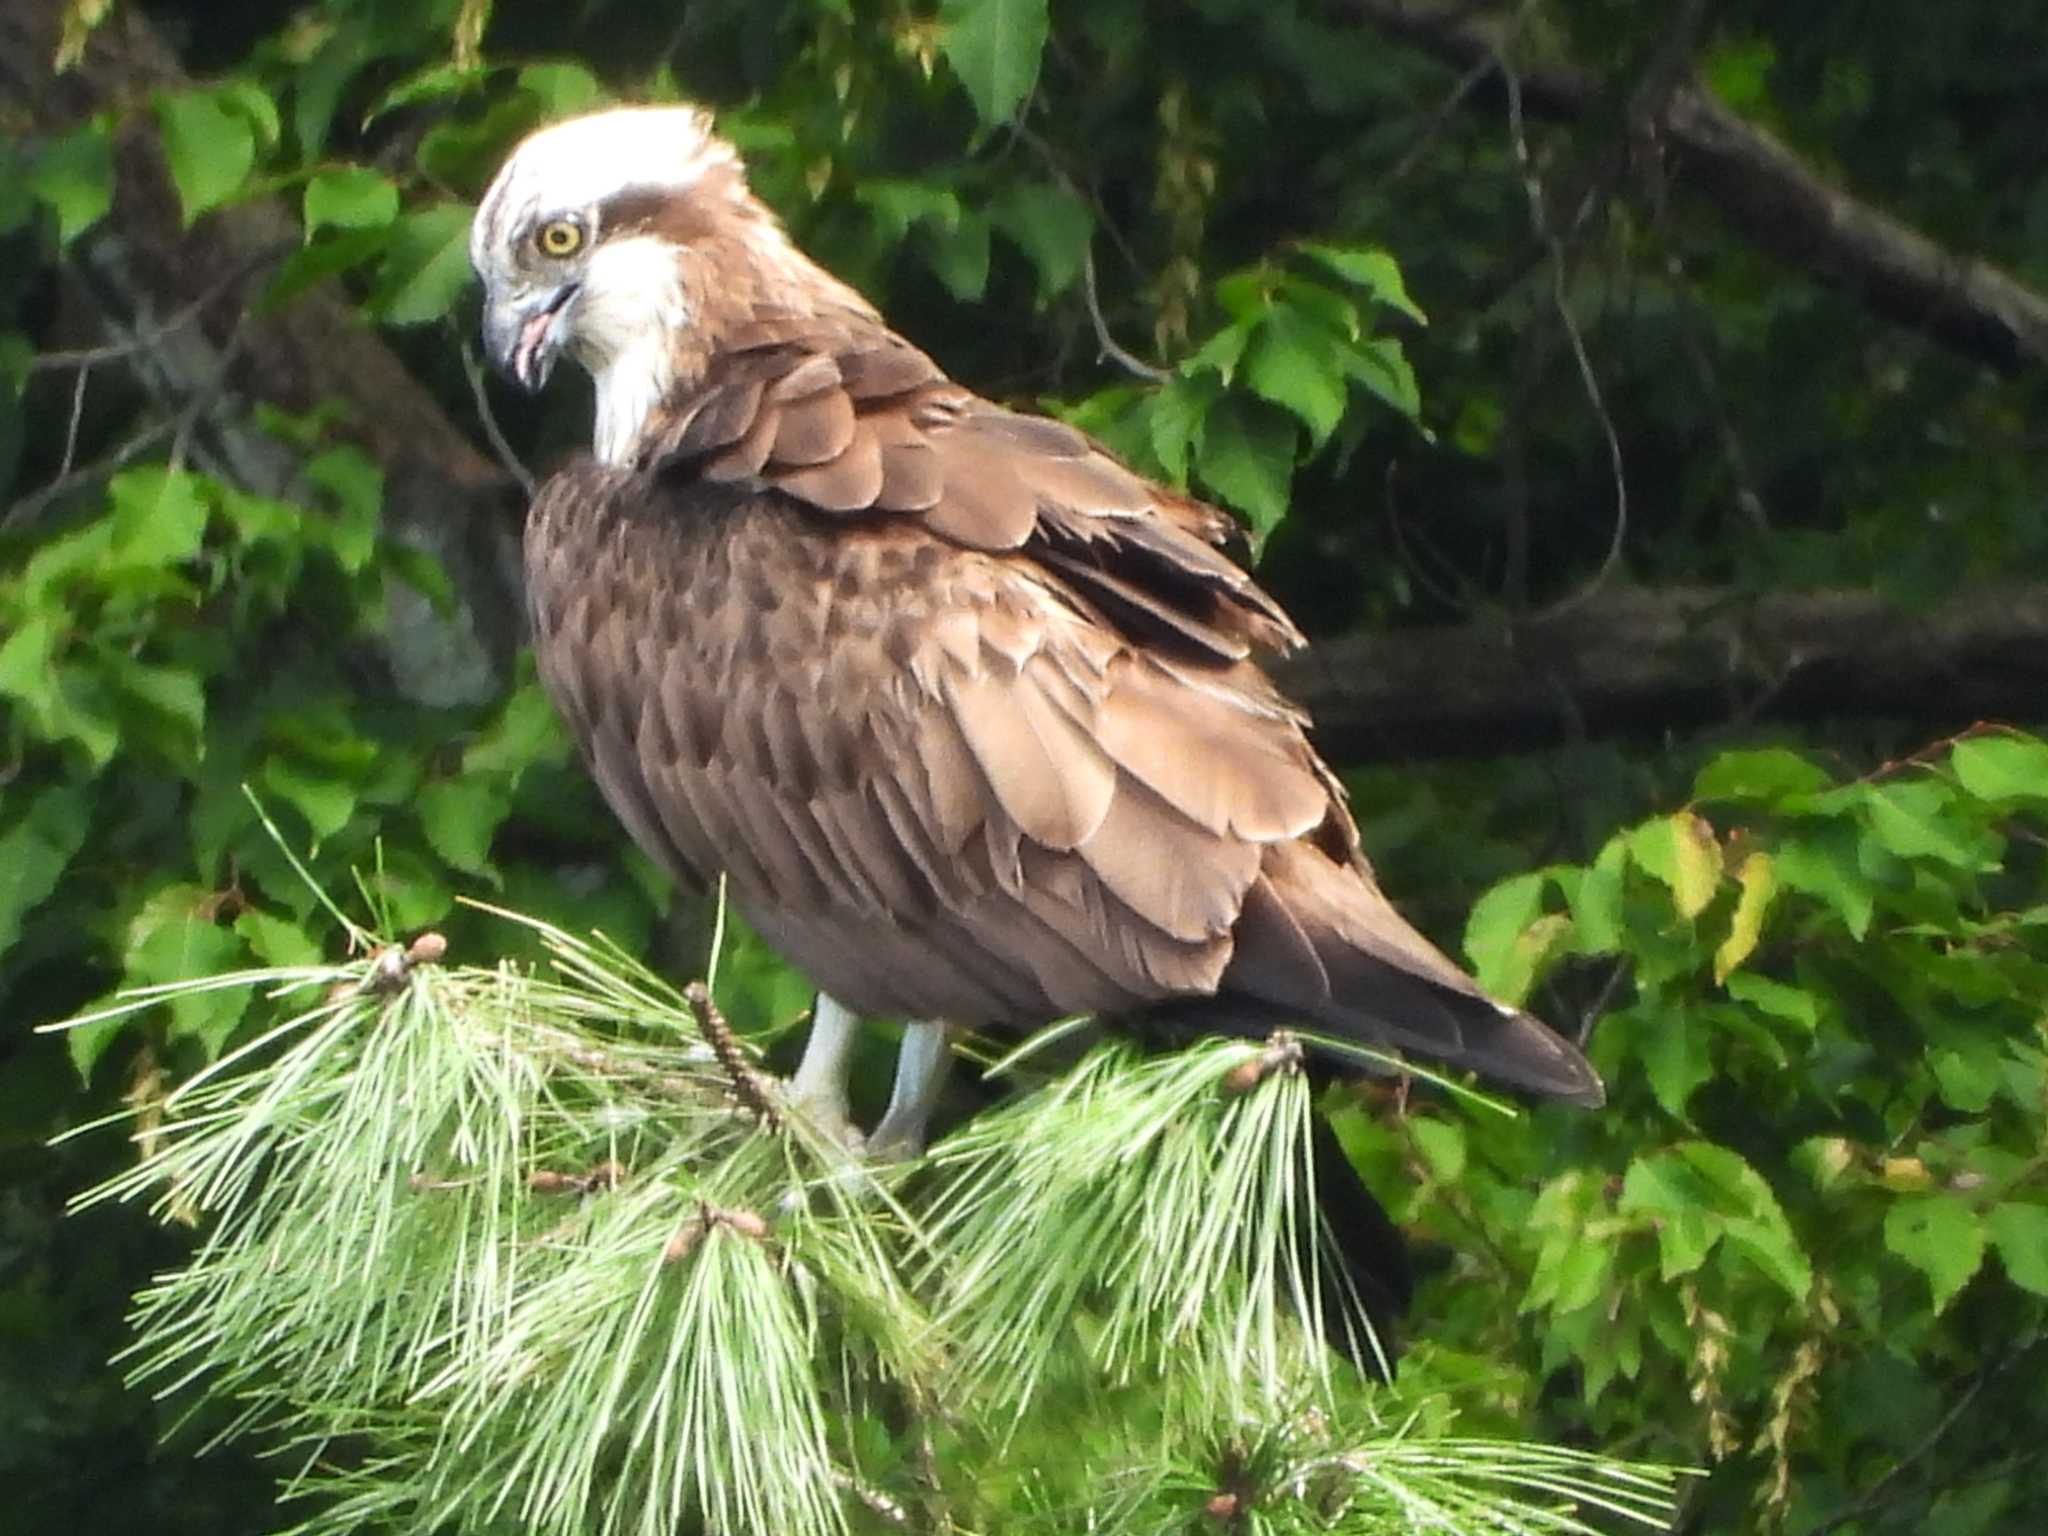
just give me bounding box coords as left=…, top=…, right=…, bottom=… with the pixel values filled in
left=470, top=106, right=756, bottom=464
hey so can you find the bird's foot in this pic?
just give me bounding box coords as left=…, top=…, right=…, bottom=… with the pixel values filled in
left=779, top=1082, right=869, bottom=1159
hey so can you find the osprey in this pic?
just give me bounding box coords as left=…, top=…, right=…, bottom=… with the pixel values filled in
left=470, top=106, right=1601, bottom=1164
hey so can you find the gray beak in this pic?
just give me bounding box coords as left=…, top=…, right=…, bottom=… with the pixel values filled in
left=482, top=282, right=578, bottom=393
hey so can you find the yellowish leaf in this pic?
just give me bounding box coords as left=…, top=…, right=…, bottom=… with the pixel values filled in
left=1672, top=812, right=1724, bottom=919
left=1881, top=1156, right=1933, bottom=1191
left=1713, top=851, right=1778, bottom=982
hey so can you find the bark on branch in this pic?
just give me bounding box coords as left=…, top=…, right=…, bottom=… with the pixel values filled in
left=1276, top=583, right=2048, bottom=760
left=1337, top=0, right=2048, bottom=374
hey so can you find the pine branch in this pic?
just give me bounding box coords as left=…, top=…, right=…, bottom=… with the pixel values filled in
left=64, top=897, right=1683, bottom=1536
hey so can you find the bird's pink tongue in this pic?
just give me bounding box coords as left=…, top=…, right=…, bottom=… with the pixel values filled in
left=517, top=309, right=555, bottom=380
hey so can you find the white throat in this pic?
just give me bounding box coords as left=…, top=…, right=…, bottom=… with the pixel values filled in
left=591, top=335, right=676, bottom=466
left=571, top=235, right=690, bottom=465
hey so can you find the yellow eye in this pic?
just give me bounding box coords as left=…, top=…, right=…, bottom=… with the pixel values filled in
left=535, top=218, right=585, bottom=258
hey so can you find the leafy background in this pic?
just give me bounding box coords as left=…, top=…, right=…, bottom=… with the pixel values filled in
left=3, top=0, right=2047, bottom=1532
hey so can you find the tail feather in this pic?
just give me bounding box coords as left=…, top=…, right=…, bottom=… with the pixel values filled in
left=1223, top=844, right=1604, bottom=1107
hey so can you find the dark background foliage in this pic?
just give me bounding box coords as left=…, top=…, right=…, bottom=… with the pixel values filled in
left=4, top=0, right=2047, bottom=1531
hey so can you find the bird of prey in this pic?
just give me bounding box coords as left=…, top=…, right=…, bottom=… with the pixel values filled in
left=469, top=105, right=1601, bottom=1162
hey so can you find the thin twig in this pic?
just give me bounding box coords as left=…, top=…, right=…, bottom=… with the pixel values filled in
left=1485, top=42, right=1628, bottom=622
left=27, top=247, right=283, bottom=373
left=830, top=1469, right=911, bottom=1527
left=1576, top=956, right=1631, bottom=1047
left=1381, top=461, right=1474, bottom=613
left=168, top=305, right=255, bottom=475
left=1385, top=0, right=1539, bottom=184
left=461, top=339, right=537, bottom=497
left=683, top=981, right=782, bottom=1130
left=1807, top=1337, right=2040, bottom=1536
left=57, top=362, right=89, bottom=483
left=3, top=415, right=178, bottom=528
left=1668, top=252, right=1769, bottom=531
left=1081, top=245, right=1170, bottom=384
left=6, top=244, right=288, bottom=531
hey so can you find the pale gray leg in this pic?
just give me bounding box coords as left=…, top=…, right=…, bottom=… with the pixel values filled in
left=787, top=993, right=863, bottom=1146
left=867, top=1019, right=954, bottom=1160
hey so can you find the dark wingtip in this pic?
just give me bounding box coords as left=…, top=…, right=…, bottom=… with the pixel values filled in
left=1498, top=1005, right=1605, bottom=1107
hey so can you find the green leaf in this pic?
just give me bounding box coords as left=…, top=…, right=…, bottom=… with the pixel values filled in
left=262, top=756, right=358, bottom=843
left=463, top=680, right=568, bottom=778
left=1774, top=827, right=1874, bottom=939
left=940, top=0, right=1050, bottom=125
left=1569, top=836, right=1629, bottom=952
left=0, top=613, right=59, bottom=723
left=1619, top=1152, right=1722, bottom=1280
left=371, top=203, right=477, bottom=326
left=1194, top=398, right=1295, bottom=547
left=1463, top=872, right=1561, bottom=1006
left=854, top=179, right=962, bottom=243
left=1951, top=734, right=2048, bottom=802
left=301, top=447, right=383, bottom=570
left=214, top=80, right=281, bottom=151
left=1884, top=1194, right=1985, bottom=1313
left=1296, top=243, right=1427, bottom=324
left=1691, top=747, right=1831, bottom=805
left=1931, top=1039, right=2004, bottom=1114
left=108, top=465, right=211, bottom=570
left=989, top=181, right=1094, bottom=297
left=123, top=884, right=252, bottom=1059
left=417, top=778, right=511, bottom=880
left=1246, top=309, right=1348, bottom=446
left=1987, top=1203, right=2048, bottom=1297
left=925, top=210, right=991, bottom=302
left=1678, top=1142, right=1811, bottom=1300
left=1340, top=335, right=1422, bottom=421
left=1860, top=780, right=1995, bottom=869
left=29, top=120, right=114, bottom=244
left=1713, top=851, right=1776, bottom=982
left=303, top=168, right=399, bottom=234
left=234, top=908, right=324, bottom=969
left=1725, top=970, right=1818, bottom=1031
left=156, top=88, right=257, bottom=223
left=1183, top=318, right=1253, bottom=383
left=266, top=226, right=392, bottom=309
left=1408, top=1116, right=1466, bottom=1182
left=0, top=618, right=120, bottom=766
left=0, top=786, right=91, bottom=957
left=1640, top=1009, right=1714, bottom=1119
left=366, top=62, right=488, bottom=127
left=709, top=906, right=819, bottom=1036
left=108, top=658, right=207, bottom=745
left=519, top=61, right=605, bottom=118
left=1629, top=812, right=1722, bottom=920
left=1145, top=371, right=1218, bottom=485
left=357, top=846, right=454, bottom=932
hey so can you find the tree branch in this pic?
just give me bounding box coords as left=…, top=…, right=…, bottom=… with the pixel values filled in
left=1334, top=0, right=2048, bottom=373
left=1275, top=583, right=2048, bottom=760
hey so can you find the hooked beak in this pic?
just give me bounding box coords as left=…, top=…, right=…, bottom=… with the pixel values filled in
left=483, top=282, right=579, bottom=393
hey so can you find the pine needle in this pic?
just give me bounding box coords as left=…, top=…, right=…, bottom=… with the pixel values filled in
left=67, top=894, right=1682, bottom=1536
